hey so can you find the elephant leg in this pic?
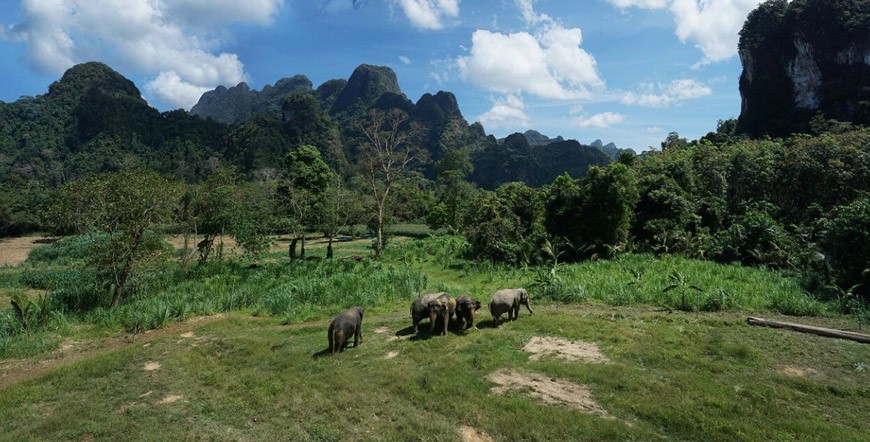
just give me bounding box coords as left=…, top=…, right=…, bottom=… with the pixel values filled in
left=442, top=314, right=449, bottom=336
left=354, top=328, right=361, bottom=347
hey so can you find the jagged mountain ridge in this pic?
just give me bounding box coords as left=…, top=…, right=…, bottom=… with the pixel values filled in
left=1, top=61, right=614, bottom=195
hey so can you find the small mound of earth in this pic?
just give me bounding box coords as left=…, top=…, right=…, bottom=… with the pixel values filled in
left=487, top=370, right=609, bottom=417
left=383, top=351, right=399, bottom=360
left=373, top=326, right=390, bottom=334
left=459, top=426, right=494, bottom=442
left=523, top=336, right=610, bottom=363
left=143, top=362, right=161, bottom=371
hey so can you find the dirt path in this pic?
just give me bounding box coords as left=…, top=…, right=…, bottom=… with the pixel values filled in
left=0, top=314, right=226, bottom=388
left=0, top=236, right=54, bottom=267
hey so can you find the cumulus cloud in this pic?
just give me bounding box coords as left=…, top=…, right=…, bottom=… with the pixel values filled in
left=399, top=55, right=411, bottom=65
left=622, top=79, right=712, bottom=107
left=576, top=112, right=625, bottom=128
left=144, top=71, right=213, bottom=110
left=457, top=24, right=602, bottom=100
left=392, top=0, right=460, bottom=30
left=1, top=0, right=284, bottom=109
left=477, top=94, right=530, bottom=130
left=606, top=0, right=765, bottom=64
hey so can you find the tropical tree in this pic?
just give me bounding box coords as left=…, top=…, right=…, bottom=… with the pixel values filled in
left=280, top=144, right=335, bottom=260
left=46, top=170, right=179, bottom=308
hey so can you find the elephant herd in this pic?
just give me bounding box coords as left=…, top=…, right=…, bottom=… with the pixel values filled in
left=327, top=288, right=533, bottom=354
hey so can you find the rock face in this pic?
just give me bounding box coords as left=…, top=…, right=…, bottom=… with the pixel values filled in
left=737, top=0, right=870, bottom=137
left=190, top=75, right=313, bottom=124
left=328, top=64, right=405, bottom=123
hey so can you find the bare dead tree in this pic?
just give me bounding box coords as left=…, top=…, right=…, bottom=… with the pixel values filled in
left=355, top=109, right=427, bottom=257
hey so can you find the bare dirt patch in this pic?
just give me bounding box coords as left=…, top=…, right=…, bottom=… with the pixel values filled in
left=523, top=336, right=611, bottom=363
left=143, top=361, right=161, bottom=371
left=180, top=332, right=196, bottom=338
left=487, top=370, right=610, bottom=417
left=383, top=351, right=399, bottom=360
left=782, top=366, right=818, bottom=377
left=158, top=394, right=183, bottom=404
left=459, top=426, right=494, bottom=442
left=0, top=236, right=54, bottom=267
left=373, top=326, right=390, bottom=334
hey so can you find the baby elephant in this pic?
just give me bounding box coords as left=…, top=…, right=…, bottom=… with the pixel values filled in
left=489, top=288, right=533, bottom=327
left=455, top=295, right=482, bottom=332
left=410, top=292, right=456, bottom=336
left=328, top=306, right=364, bottom=354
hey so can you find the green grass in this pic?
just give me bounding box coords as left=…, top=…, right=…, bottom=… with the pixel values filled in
left=0, top=310, right=867, bottom=441
left=1, top=236, right=868, bottom=440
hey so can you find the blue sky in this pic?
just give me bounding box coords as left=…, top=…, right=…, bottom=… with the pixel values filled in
left=0, top=0, right=769, bottom=151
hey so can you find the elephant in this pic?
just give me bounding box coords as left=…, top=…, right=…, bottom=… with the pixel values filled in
left=455, top=295, right=482, bottom=332
left=328, top=306, right=364, bottom=354
left=410, top=292, right=456, bottom=336
left=489, top=288, right=532, bottom=327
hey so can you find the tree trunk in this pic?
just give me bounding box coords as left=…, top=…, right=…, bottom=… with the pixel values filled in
left=300, top=235, right=306, bottom=259
left=289, top=237, right=298, bottom=262
left=327, top=236, right=334, bottom=259
left=747, top=317, right=870, bottom=344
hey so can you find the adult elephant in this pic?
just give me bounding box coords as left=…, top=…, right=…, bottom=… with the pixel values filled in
left=489, top=288, right=532, bottom=327
left=410, top=292, right=456, bottom=336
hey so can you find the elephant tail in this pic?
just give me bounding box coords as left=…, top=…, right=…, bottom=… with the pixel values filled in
left=332, top=329, right=345, bottom=354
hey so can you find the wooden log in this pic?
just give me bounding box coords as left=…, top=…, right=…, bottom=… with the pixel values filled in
left=747, top=317, right=870, bottom=344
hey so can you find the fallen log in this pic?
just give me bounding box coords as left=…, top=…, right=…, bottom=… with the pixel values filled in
left=747, top=317, right=870, bottom=344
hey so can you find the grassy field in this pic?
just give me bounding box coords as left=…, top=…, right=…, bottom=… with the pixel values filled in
left=0, top=234, right=868, bottom=440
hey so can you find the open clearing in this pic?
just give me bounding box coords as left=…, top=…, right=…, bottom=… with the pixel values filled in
left=0, top=236, right=53, bottom=266
left=1, top=308, right=868, bottom=440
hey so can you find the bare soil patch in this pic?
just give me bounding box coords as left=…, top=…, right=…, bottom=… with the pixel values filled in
left=158, top=394, right=183, bottom=404
left=782, top=366, right=818, bottom=377
left=383, top=351, right=399, bottom=360
left=373, top=326, right=390, bottom=334
left=523, top=336, right=611, bottom=363
left=143, top=361, right=161, bottom=371
left=459, top=426, right=494, bottom=442
left=0, top=236, right=54, bottom=266
left=487, top=370, right=610, bottom=417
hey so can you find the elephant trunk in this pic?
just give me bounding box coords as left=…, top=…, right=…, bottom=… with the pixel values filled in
left=524, top=300, right=533, bottom=315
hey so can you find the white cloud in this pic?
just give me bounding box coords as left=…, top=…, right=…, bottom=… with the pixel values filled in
left=622, top=79, right=712, bottom=107
left=606, top=0, right=766, bottom=64
left=457, top=25, right=602, bottom=100
left=1, top=0, right=284, bottom=109
left=393, top=0, right=460, bottom=30
left=515, top=0, right=551, bottom=25
left=399, top=55, right=411, bottom=65
left=576, top=112, right=624, bottom=128
left=647, top=126, right=663, bottom=133
left=144, top=71, right=212, bottom=110
left=477, top=94, right=530, bottom=130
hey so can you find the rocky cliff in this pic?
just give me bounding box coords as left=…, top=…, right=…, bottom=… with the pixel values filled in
left=737, top=0, right=870, bottom=137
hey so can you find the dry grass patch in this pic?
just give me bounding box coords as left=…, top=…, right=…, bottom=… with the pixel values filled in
left=523, top=336, right=611, bottom=363
left=487, top=370, right=610, bottom=417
